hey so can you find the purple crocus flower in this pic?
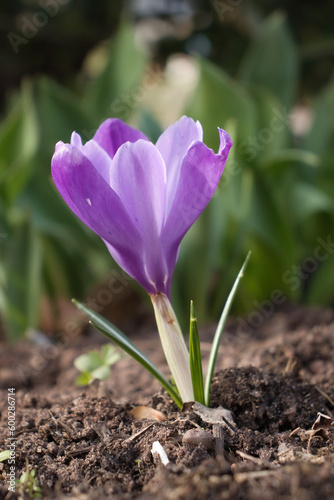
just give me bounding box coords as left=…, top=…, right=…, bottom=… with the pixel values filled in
left=51, top=116, right=232, bottom=298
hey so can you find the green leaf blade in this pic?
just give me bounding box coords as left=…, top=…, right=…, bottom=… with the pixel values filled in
left=72, top=299, right=182, bottom=408
left=204, top=251, right=251, bottom=407
left=189, top=301, right=205, bottom=405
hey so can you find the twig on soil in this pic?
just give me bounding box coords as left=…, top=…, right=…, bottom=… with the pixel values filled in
left=49, top=411, right=74, bottom=439
left=122, top=424, right=154, bottom=445
left=315, top=386, right=334, bottom=412
left=212, top=424, right=224, bottom=458
left=171, top=416, right=202, bottom=429
left=234, top=469, right=281, bottom=483
left=289, top=427, right=301, bottom=438
left=236, top=450, right=278, bottom=469
left=65, top=447, right=91, bottom=458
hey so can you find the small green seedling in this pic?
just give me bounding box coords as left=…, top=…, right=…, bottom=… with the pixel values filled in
left=74, top=343, right=122, bottom=386
left=17, top=460, right=42, bottom=498
left=0, top=450, right=11, bottom=462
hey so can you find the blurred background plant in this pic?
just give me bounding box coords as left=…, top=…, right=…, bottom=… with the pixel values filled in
left=1, top=0, right=334, bottom=340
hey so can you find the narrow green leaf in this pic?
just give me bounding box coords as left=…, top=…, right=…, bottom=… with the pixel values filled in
left=72, top=299, right=182, bottom=408
left=189, top=301, right=205, bottom=405
left=204, top=251, right=251, bottom=407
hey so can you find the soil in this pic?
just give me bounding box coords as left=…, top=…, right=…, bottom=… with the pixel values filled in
left=0, top=302, right=333, bottom=499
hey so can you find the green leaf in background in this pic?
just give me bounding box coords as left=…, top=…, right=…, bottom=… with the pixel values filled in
left=4, top=217, right=42, bottom=341
left=306, top=253, right=334, bottom=306
left=85, top=23, right=147, bottom=120
left=187, top=57, right=256, bottom=152
left=259, top=148, right=320, bottom=175
left=244, top=84, right=290, bottom=162
left=36, top=77, right=95, bottom=146
left=288, top=183, right=334, bottom=223
left=0, top=80, right=39, bottom=204
left=303, top=76, right=334, bottom=161
left=189, top=301, right=204, bottom=405
left=246, top=169, right=296, bottom=260
left=238, top=11, right=298, bottom=109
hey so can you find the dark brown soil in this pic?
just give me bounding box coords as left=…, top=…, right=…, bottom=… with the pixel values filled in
left=0, top=304, right=334, bottom=499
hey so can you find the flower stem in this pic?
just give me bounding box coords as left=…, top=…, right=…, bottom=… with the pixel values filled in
left=150, top=293, right=194, bottom=403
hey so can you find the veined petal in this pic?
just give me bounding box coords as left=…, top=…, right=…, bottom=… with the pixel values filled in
left=70, top=133, right=112, bottom=184
left=162, top=129, right=232, bottom=275
left=70, top=131, right=82, bottom=148
left=51, top=143, right=153, bottom=290
left=218, top=128, right=234, bottom=160
left=110, top=140, right=167, bottom=234
left=109, top=140, right=168, bottom=291
left=102, top=240, right=157, bottom=294
left=93, top=118, right=149, bottom=159
left=156, top=116, right=203, bottom=217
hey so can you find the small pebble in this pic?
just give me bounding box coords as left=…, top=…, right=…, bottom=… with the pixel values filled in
left=47, top=442, right=58, bottom=457
left=182, top=429, right=214, bottom=449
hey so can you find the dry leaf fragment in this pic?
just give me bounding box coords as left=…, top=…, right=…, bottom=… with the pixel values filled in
left=311, top=412, right=334, bottom=440
left=312, top=412, right=334, bottom=431
left=130, top=406, right=167, bottom=421
left=192, top=402, right=236, bottom=431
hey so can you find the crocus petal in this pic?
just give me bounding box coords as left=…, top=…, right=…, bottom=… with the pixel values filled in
left=109, top=140, right=168, bottom=291
left=51, top=144, right=154, bottom=291
left=218, top=128, right=233, bottom=160
left=70, top=131, right=82, bottom=148
left=93, top=118, right=149, bottom=159
left=156, top=116, right=203, bottom=217
left=102, top=240, right=157, bottom=295
left=161, top=129, right=233, bottom=284
left=70, top=131, right=112, bottom=184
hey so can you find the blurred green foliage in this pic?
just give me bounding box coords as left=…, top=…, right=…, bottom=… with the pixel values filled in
left=0, top=24, right=148, bottom=340
left=1, top=13, right=334, bottom=340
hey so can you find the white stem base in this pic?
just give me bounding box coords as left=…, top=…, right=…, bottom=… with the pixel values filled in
left=150, top=293, right=194, bottom=403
